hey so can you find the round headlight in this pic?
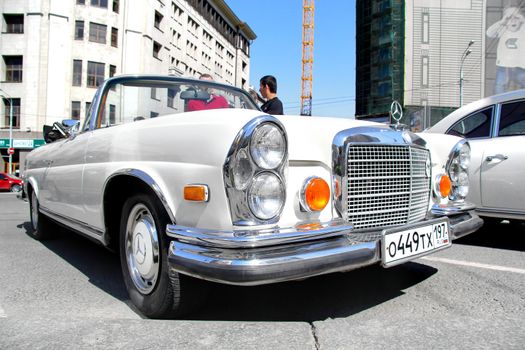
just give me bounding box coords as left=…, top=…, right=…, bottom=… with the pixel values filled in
left=231, top=149, right=253, bottom=190
left=447, top=141, right=471, bottom=200
left=248, top=172, right=285, bottom=220
left=458, top=143, right=470, bottom=170
left=250, top=123, right=286, bottom=169
left=451, top=171, right=469, bottom=200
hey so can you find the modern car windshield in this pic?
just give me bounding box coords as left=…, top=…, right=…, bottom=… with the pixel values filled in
left=85, top=77, right=260, bottom=130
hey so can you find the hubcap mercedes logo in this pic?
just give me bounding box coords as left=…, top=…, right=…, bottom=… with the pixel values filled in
left=390, top=101, right=403, bottom=123
left=134, top=233, right=147, bottom=265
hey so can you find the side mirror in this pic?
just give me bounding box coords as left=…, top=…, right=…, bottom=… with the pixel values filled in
left=61, top=119, right=80, bottom=139
left=43, top=120, right=80, bottom=143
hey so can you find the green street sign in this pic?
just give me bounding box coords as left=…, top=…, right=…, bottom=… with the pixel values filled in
left=0, top=138, right=45, bottom=149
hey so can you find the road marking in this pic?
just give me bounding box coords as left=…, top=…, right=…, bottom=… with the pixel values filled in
left=0, top=305, right=6, bottom=318
left=421, top=257, right=525, bottom=275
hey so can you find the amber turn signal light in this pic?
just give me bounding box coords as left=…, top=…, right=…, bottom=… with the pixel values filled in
left=184, top=185, right=209, bottom=202
left=302, top=177, right=330, bottom=211
left=438, top=174, right=451, bottom=198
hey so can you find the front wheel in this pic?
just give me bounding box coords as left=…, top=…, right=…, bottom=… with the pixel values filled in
left=28, top=189, right=54, bottom=240
left=119, top=193, right=205, bottom=318
left=10, top=184, right=21, bottom=192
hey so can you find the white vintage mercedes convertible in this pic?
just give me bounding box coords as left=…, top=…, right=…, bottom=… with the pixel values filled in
left=22, top=75, right=482, bottom=318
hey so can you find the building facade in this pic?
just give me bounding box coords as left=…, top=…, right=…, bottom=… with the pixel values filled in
left=356, top=0, right=524, bottom=130
left=0, top=0, right=255, bottom=174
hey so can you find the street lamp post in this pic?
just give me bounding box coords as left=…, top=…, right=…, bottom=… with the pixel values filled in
left=0, top=89, right=14, bottom=174
left=459, top=40, right=475, bottom=107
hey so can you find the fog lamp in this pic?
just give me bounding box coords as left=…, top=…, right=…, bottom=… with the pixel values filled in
left=301, top=177, right=330, bottom=212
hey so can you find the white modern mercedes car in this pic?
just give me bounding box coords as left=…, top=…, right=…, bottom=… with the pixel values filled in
left=22, top=75, right=482, bottom=318
left=428, top=89, right=525, bottom=223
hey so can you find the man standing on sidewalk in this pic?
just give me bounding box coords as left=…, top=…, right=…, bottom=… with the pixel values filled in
left=259, top=75, right=284, bottom=115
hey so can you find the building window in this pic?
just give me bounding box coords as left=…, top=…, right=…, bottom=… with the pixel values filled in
left=150, top=111, right=159, bottom=118
left=77, top=0, right=85, bottom=4
left=112, top=0, right=119, bottom=13
left=153, top=41, right=162, bottom=59
left=89, top=22, right=107, bottom=44
left=167, top=88, right=176, bottom=108
left=421, top=56, right=429, bottom=87
left=73, top=60, right=82, bottom=86
left=4, top=14, right=24, bottom=34
left=109, top=64, right=116, bottom=90
left=75, top=21, right=84, bottom=40
left=87, top=61, right=104, bottom=88
left=154, top=11, right=163, bottom=30
left=71, top=101, right=81, bottom=120
left=3, top=56, right=23, bottom=82
left=422, top=13, right=429, bottom=44
left=3, top=98, right=20, bottom=128
left=90, top=0, right=108, bottom=8
left=109, top=104, right=116, bottom=124
left=151, top=87, right=158, bottom=100
left=111, top=27, right=118, bottom=47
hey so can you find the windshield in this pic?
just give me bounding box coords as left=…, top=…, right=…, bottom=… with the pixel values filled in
left=83, top=76, right=260, bottom=130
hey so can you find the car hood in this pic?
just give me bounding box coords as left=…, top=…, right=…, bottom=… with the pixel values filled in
left=26, top=109, right=383, bottom=170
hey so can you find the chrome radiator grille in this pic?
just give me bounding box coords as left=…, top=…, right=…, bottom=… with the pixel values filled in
left=346, top=145, right=431, bottom=230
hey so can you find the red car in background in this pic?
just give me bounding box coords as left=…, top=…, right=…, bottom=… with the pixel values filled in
left=0, top=172, right=23, bottom=192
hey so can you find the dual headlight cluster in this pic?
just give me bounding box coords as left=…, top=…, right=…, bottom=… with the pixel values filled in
left=225, top=118, right=287, bottom=223
left=438, top=140, right=470, bottom=201
left=447, top=140, right=470, bottom=200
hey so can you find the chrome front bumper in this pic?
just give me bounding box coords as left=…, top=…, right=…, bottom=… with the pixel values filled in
left=166, top=210, right=483, bottom=286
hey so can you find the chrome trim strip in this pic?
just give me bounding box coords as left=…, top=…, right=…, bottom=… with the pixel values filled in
left=166, top=219, right=354, bottom=248
left=40, top=206, right=105, bottom=242
left=103, top=168, right=176, bottom=224
left=430, top=202, right=476, bottom=216
left=168, top=238, right=379, bottom=286
left=476, top=207, right=525, bottom=216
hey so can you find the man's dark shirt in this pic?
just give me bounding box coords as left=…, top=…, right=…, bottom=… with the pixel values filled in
left=261, top=97, right=284, bottom=115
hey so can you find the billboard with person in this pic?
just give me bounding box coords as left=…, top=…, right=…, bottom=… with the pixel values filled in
left=485, top=2, right=525, bottom=95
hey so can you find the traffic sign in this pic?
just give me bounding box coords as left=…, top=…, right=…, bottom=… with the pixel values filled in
left=7, top=147, right=14, bottom=155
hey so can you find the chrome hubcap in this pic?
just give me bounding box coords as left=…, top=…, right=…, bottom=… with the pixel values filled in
left=125, top=203, right=160, bottom=294
left=31, top=193, right=38, bottom=231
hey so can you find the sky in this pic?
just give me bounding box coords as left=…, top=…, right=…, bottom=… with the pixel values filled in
left=226, top=0, right=356, bottom=118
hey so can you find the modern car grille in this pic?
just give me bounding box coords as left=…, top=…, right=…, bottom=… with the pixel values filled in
left=346, top=145, right=431, bottom=230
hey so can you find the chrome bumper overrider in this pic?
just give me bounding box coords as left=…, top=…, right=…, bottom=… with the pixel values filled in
left=167, top=209, right=483, bottom=286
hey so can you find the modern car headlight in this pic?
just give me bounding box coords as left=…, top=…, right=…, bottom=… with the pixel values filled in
left=250, top=123, right=286, bottom=169
left=446, top=140, right=470, bottom=201
left=248, top=172, right=285, bottom=220
left=224, top=117, right=288, bottom=225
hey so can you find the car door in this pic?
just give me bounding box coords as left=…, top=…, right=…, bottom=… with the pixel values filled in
left=40, top=131, right=91, bottom=221
left=480, top=99, right=525, bottom=213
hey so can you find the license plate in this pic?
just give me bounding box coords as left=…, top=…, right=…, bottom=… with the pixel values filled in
left=382, top=218, right=451, bottom=267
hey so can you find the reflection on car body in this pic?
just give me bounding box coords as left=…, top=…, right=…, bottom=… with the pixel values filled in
left=22, top=75, right=482, bottom=318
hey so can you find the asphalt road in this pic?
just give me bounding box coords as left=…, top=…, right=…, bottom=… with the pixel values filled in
left=0, top=193, right=524, bottom=349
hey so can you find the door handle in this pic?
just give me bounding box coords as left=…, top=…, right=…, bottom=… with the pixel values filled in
left=485, top=154, right=508, bottom=162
